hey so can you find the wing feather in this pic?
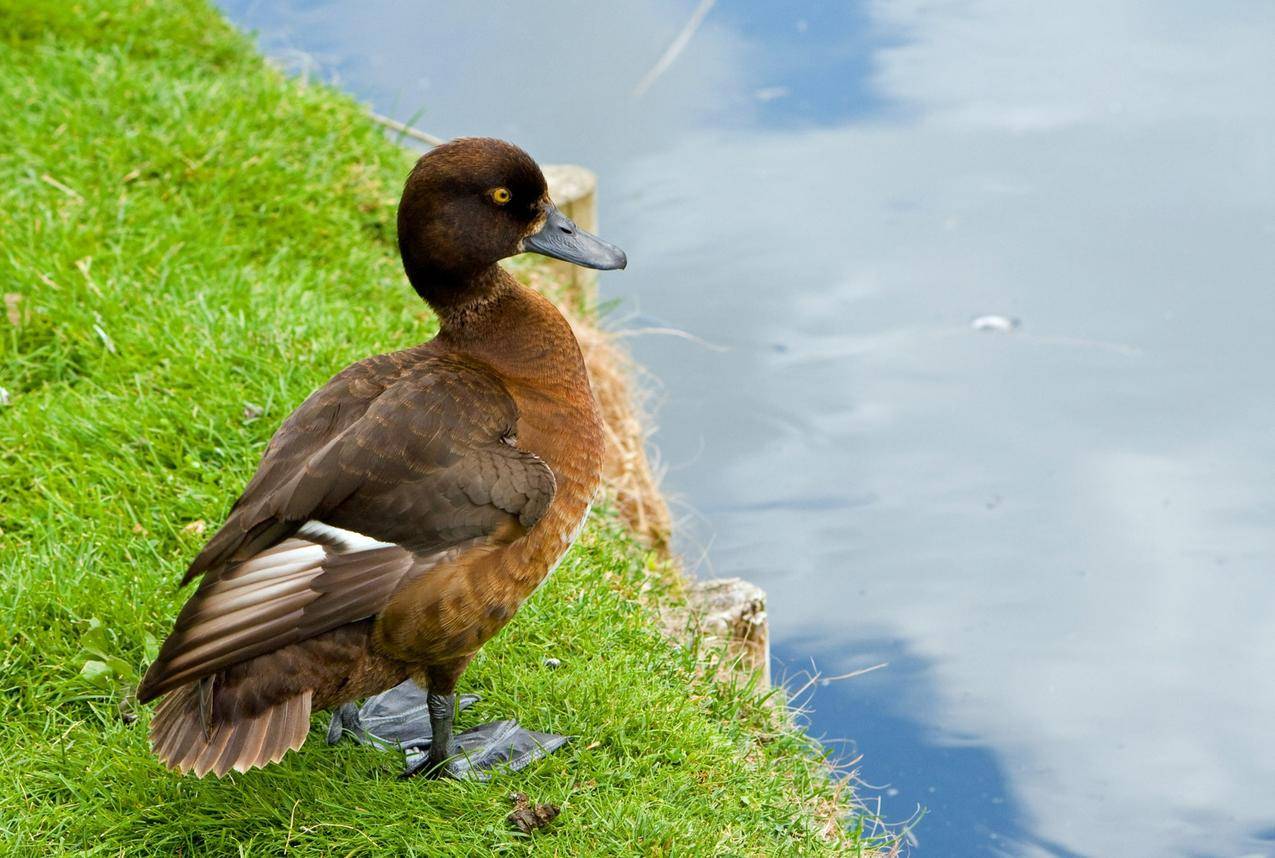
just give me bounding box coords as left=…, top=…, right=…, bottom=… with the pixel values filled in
left=138, top=353, right=555, bottom=702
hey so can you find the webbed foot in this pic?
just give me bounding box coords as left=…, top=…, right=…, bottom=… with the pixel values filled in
left=325, top=681, right=478, bottom=749
left=328, top=679, right=568, bottom=780
left=402, top=719, right=570, bottom=781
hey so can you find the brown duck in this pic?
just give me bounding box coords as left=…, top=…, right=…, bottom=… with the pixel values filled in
left=137, top=137, right=626, bottom=778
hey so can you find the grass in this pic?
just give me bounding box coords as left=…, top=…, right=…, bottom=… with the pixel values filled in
left=0, top=1, right=881, bottom=854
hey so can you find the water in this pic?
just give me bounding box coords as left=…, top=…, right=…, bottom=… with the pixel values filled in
left=218, top=3, right=1275, bottom=854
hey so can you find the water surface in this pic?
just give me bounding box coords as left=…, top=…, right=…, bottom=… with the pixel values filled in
left=219, top=2, right=1275, bottom=854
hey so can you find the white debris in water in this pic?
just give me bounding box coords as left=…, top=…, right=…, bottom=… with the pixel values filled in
left=971, top=314, right=1021, bottom=333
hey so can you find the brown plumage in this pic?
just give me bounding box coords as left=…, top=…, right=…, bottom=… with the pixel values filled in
left=139, top=138, right=626, bottom=777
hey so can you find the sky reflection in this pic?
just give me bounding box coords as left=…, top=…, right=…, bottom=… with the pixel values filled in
left=220, top=2, right=1275, bottom=854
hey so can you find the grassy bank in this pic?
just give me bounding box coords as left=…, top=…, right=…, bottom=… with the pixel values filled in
left=0, top=1, right=878, bottom=853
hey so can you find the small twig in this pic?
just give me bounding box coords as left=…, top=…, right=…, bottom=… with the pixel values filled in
left=284, top=798, right=301, bottom=854
left=616, top=326, right=730, bottom=352
left=369, top=112, right=446, bottom=147
left=633, top=0, right=716, bottom=98
left=41, top=173, right=82, bottom=199
left=818, top=662, right=889, bottom=685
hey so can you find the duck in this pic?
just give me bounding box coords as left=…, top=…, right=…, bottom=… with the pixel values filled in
left=137, top=137, right=627, bottom=778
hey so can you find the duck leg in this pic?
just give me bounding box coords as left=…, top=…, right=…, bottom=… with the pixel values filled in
left=415, top=662, right=570, bottom=780
left=404, top=700, right=571, bottom=781
left=325, top=680, right=479, bottom=752
left=420, top=690, right=456, bottom=778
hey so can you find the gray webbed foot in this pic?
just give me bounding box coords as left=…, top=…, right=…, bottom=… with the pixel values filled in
left=328, top=679, right=568, bottom=780
left=325, top=702, right=363, bottom=745
left=401, top=718, right=571, bottom=781
left=325, top=682, right=478, bottom=749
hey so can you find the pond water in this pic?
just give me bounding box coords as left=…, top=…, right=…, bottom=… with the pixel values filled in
left=218, top=3, right=1275, bottom=855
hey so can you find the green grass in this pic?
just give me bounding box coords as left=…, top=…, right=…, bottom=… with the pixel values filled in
left=0, top=1, right=880, bottom=854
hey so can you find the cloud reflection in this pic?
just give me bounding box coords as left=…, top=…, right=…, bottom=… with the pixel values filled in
left=612, top=3, right=1275, bottom=855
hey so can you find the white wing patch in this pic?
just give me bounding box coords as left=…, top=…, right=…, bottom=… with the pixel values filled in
left=218, top=523, right=390, bottom=589
left=297, top=520, right=395, bottom=552
left=155, top=523, right=406, bottom=691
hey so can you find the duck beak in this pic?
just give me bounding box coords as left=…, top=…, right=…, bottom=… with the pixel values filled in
left=522, top=205, right=627, bottom=270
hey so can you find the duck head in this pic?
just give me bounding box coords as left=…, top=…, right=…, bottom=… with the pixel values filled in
left=397, top=137, right=626, bottom=311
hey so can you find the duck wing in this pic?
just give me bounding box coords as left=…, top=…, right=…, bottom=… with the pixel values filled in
left=180, top=350, right=407, bottom=586
left=137, top=354, right=555, bottom=702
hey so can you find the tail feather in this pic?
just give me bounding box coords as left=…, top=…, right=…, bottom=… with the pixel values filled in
left=234, top=706, right=270, bottom=773
left=149, top=683, right=313, bottom=777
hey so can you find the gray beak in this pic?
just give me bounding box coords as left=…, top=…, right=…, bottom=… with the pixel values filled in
left=522, top=205, right=627, bottom=271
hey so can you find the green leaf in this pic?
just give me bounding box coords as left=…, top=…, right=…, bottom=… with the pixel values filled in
left=80, top=660, right=113, bottom=687
left=81, top=617, right=109, bottom=653
left=103, top=655, right=136, bottom=681
left=142, top=632, right=159, bottom=663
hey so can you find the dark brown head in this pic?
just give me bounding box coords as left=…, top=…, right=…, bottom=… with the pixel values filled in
left=396, top=138, right=625, bottom=309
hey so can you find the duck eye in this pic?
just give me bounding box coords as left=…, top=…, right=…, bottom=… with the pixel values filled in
left=489, top=187, right=512, bottom=205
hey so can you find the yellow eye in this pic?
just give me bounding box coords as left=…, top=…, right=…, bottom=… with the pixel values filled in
left=489, top=187, right=512, bottom=205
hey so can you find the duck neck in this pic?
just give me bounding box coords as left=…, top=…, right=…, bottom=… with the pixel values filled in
left=403, top=257, right=512, bottom=328
left=432, top=269, right=592, bottom=398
